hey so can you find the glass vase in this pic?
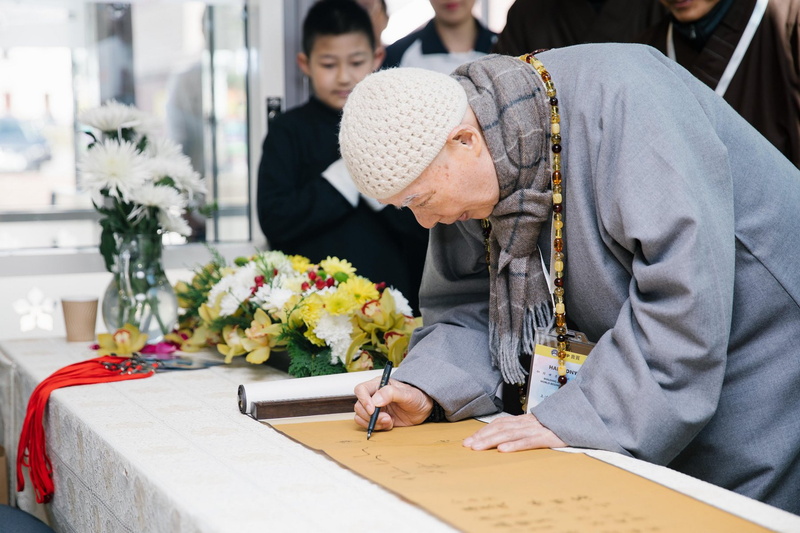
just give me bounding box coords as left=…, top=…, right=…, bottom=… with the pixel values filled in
left=101, top=232, right=178, bottom=343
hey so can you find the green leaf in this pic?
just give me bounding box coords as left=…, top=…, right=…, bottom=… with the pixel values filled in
left=310, top=349, right=345, bottom=376
left=99, top=223, right=118, bottom=273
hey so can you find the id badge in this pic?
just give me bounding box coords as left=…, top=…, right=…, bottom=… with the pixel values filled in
left=525, top=330, right=594, bottom=411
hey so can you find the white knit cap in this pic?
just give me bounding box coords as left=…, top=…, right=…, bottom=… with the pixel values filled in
left=339, top=67, right=469, bottom=200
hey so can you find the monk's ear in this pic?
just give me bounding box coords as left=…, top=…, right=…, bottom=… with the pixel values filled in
left=448, top=125, right=484, bottom=155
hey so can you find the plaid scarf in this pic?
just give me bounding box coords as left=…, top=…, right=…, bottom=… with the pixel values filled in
left=453, top=55, right=553, bottom=385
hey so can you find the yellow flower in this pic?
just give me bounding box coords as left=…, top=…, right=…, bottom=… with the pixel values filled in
left=322, top=288, right=358, bottom=316
left=345, top=350, right=375, bottom=372
left=96, top=323, right=148, bottom=357
left=241, top=309, right=285, bottom=364
left=298, top=293, right=324, bottom=329
left=199, top=298, right=222, bottom=324
left=289, top=255, right=313, bottom=274
left=319, top=256, right=356, bottom=277
left=174, top=280, right=193, bottom=308
left=164, top=327, right=209, bottom=352
left=339, top=276, right=379, bottom=304
left=217, top=325, right=247, bottom=363
left=384, top=330, right=410, bottom=367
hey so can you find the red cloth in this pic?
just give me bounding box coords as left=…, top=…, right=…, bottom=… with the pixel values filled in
left=16, top=356, right=156, bottom=503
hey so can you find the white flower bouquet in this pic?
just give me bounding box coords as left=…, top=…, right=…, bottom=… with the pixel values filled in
left=78, top=100, right=209, bottom=271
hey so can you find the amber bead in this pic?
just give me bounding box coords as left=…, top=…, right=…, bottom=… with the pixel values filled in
left=553, top=203, right=563, bottom=214
left=541, top=71, right=551, bottom=82
left=550, top=97, right=558, bottom=106
left=554, top=287, right=564, bottom=297
left=555, top=313, right=566, bottom=326
left=554, top=277, right=564, bottom=288
left=558, top=375, right=568, bottom=385
left=557, top=334, right=567, bottom=343
left=556, top=326, right=567, bottom=335
left=552, top=143, right=562, bottom=154
left=552, top=133, right=561, bottom=144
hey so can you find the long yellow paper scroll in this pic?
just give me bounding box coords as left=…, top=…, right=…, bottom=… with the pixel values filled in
left=271, top=418, right=767, bottom=533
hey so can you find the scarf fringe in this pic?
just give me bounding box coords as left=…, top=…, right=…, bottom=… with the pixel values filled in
left=491, top=302, right=553, bottom=385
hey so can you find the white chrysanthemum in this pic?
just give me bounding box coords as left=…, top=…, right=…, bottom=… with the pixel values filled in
left=149, top=155, right=205, bottom=198
left=253, top=285, right=294, bottom=312
left=387, top=287, right=413, bottom=317
left=79, top=100, right=144, bottom=133
left=208, top=263, right=258, bottom=316
left=130, top=183, right=187, bottom=211
left=278, top=275, right=305, bottom=294
left=79, top=139, right=151, bottom=199
left=260, top=251, right=295, bottom=276
left=143, top=137, right=183, bottom=159
left=313, top=312, right=354, bottom=364
left=157, top=210, right=192, bottom=236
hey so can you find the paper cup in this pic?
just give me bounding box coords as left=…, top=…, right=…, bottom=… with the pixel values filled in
left=61, top=296, right=99, bottom=342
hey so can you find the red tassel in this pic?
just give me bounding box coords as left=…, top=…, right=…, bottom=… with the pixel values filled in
left=16, top=355, right=156, bottom=503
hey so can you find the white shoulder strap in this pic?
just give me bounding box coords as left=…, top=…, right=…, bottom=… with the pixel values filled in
left=666, top=0, right=768, bottom=97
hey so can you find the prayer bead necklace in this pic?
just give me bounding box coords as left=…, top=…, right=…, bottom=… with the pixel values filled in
left=482, top=53, right=571, bottom=388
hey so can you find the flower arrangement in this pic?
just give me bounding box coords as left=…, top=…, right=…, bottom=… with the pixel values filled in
left=78, top=100, right=213, bottom=341
left=77, top=100, right=209, bottom=271
left=174, top=250, right=421, bottom=377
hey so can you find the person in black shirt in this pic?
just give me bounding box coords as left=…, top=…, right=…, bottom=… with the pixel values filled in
left=256, top=0, right=428, bottom=313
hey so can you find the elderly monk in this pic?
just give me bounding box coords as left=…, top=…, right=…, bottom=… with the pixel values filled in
left=339, top=44, right=800, bottom=514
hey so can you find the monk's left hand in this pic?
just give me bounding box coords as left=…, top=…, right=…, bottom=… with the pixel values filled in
left=462, top=413, right=566, bottom=452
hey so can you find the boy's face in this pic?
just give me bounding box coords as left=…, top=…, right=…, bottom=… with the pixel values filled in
left=298, top=33, right=381, bottom=111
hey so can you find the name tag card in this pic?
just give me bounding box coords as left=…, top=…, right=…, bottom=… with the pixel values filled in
left=526, top=331, right=594, bottom=411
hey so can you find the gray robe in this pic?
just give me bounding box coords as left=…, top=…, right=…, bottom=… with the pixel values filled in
left=392, top=44, right=800, bottom=514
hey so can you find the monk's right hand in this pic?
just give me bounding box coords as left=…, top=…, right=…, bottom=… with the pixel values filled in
left=353, top=377, right=433, bottom=433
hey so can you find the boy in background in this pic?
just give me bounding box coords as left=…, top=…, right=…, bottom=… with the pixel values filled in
left=257, top=0, right=428, bottom=314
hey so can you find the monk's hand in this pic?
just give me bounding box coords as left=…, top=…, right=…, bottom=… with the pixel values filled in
left=353, top=377, right=433, bottom=432
left=462, top=413, right=566, bottom=452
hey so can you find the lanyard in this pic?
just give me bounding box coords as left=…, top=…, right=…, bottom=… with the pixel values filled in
left=667, top=0, right=768, bottom=97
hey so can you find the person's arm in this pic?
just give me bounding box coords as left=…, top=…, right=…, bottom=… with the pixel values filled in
left=389, top=220, right=504, bottom=420
left=256, top=116, right=355, bottom=245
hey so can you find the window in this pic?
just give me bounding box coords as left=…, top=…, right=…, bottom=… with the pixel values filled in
left=0, top=1, right=251, bottom=252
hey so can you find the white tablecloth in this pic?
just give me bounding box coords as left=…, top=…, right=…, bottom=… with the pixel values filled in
left=1, top=337, right=799, bottom=533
